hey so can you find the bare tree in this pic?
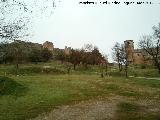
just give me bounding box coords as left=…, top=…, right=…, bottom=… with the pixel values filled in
left=0, top=0, right=57, bottom=75
left=112, top=42, right=123, bottom=71
left=138, top=35, right=160, bottom=73
left=0, top=0, right=57, bottom=41
left=120, top=44, right=128, bottom=77
left=112, top=43, right=128, bottom=77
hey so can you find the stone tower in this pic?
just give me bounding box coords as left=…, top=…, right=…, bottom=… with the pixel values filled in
left=64, top=46, right=71, bottom=55
left=124, top=40, right=134, bottom=63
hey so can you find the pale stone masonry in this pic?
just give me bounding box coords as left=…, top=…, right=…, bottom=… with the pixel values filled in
left=124, top=40, right=151, bottom=64
left=43, top=41, right=54, bottom=51
left=42, top=41, right=72, bottom=55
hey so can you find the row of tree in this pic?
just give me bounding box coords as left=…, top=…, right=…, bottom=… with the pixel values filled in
left=0, top=41, right=107, bottom=73
left=54, top=44, right=107, bottom=70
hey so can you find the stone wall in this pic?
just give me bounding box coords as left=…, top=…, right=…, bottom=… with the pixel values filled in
left=133, top=52, right=144, bottom=64
left=43, top=41, right=54, bottom=51
left=124, top=40, right=146, bottom=65
left=64, top=46, right=71, bottom=55
left=124, top=40, right=134, bottom=63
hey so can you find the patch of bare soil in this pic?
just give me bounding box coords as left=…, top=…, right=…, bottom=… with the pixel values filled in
left=30, top=96, right=123, bottom=120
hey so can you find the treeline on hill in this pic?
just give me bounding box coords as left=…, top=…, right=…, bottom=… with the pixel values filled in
left=0, top=41, right=107, bottom=72
left=0, top=40, right=52, bottom=64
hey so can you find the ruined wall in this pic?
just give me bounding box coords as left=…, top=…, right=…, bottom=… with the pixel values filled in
left=64, top=46, right=71, bottom=55
left=133, top=52, right=144, bottom=64
left=43, top=41, right=54, bottom=51
left=124, top=40, right=147, bottom=65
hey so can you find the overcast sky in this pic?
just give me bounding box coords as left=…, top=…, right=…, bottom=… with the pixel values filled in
left=31, top=0, right=160, bottom=62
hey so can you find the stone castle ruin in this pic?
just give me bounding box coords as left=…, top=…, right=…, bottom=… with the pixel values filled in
left=42, top=41, right=71, bottom=55
left=64, top=46, right=71, bottom=55
left=43, top=41, right=54, bottom=51
left=124, top=40, right=149, bottom=65
left=42, top=40, right=149, bottom=65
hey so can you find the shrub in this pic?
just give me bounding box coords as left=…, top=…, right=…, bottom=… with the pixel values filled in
left=141, top=64, right=146, bottom=69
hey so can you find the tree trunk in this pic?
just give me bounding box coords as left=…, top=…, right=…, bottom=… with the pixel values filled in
left=158, top=65, right=160, bottom=74
left=105, top=63, right=108, bottom=75
left=16, top=63, right=19, bottom=75
left=118, top=62, right=121, bottom=71
left=67, top=67, right=71, bottom=74
left=101, top=73, right=104, bottom=78
left=100, top=65, right=104, bottom=78
left=73, top=64, right=76, bottom=70
left=84, top=63, right=88, bottom=70
left=120, top=64, right=122, bottom=71
left=125, top=64, right=128, bottom=78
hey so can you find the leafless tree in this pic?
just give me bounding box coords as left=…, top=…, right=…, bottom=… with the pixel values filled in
left=138, top=35, right=160, bottom=73
left=0, top=0, right=57, bottom=74
left=112, top=43, right=128, bottom=77
left=112, top=42, right=123, bottom=71
left=120, top=44, right=128, bottom=77
left=0, top=0, right=57, bottom=41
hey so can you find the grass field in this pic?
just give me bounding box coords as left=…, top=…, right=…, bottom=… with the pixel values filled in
left=1, top=61, right=160, bottom=77
left=0, top=74, right=160, bottom=120
left=0, top=62, right=160, bottom=120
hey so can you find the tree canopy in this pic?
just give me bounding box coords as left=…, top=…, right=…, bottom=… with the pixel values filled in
left=0, top=0, right=57, bottom=41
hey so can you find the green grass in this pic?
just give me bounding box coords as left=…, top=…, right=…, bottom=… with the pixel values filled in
left=0, top=74, right=160, bottom=120
left=114, top=101, right=160, bottom=120
left=0, top=62, right=160, bottom=120
left=0, top=76, right=27, bottom=96
left=1, top=62, right=160, bottom=77
left=0, top=63, right=66, bottom=75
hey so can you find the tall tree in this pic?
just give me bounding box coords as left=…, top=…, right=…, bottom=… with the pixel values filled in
left=120, top=44, right=128, bottom=77
left=112, top=43, right=128, bottom=77
left=69, top=49, right=82, bottom=70
left=28, top=48, right=42, bottom=63
left=41, top=48, right=53, bottom=62
left=112, top=42, right=123, bottom=71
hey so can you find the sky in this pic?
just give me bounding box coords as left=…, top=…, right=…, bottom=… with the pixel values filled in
left=31, top=0, right=160, bottom=62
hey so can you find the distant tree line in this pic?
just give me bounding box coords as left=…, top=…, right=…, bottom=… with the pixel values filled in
left=54, top=44, right=107, bottom=70
left=0, top=41, right=107, bottom=72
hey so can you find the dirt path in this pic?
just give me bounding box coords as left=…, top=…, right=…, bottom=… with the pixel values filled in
left=30, top=96, right=123, bottom=120
left=130, top=76, right=160, bottom=80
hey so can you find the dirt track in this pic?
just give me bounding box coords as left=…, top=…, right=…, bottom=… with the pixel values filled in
left=31, top=96, right=123, bottom=120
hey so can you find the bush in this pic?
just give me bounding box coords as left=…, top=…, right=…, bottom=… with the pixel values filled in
left=141, top=64, right=146, bottom=69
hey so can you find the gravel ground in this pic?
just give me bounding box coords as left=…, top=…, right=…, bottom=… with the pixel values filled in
left=30, top=96, right=123, bottom=120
